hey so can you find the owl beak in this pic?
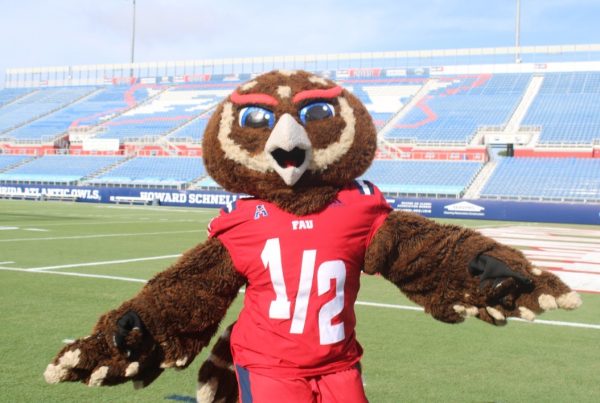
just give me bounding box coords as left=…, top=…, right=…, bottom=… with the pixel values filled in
left=264, top=113, right=313, bottom=186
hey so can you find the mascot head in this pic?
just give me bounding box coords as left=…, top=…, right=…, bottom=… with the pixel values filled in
left=202, top=70, right=377, bottom=215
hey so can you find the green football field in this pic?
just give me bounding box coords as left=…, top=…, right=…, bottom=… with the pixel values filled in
left=1, top=199, right=599, bottom=403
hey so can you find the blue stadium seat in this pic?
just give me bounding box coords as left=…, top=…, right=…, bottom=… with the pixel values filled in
left=480, top=157, right=600, bottom=201
left=4, top=85, right=156, bottom=141
left=361, top=160, right=483, bottom=196
left=0, top=88, right=35, bottom=107
left=338, top=78, right=427, bottom=129
left=0, top=87, right=97, bottom=134
left=387, top=74, right=531, bottom=144
left=94, top=85, right=231, bottom=142
left=167, top=112, right=212, bottom=142
left=90, top=156, right=205, bottom=186
left=0, top=155, right=124, bottom=183
left=0, top=155, right=34, bottom=171
left=521, top=72, right=600, bottom=145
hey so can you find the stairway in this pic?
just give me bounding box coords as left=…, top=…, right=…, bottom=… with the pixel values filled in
left=503, top=75, right=544, bottom=133
left=462, top=160, right=497, bottom=199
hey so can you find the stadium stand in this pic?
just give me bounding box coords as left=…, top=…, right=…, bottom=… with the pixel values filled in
left=361, top=160, right=483, bottom=197
left=0, top=155, right=124, bottom=184
left=93, top=85, right=230, bottom=141
left=1, top=47, right=600, bottom=210
left=87, top=156, right=206, bottom=188
left=0, top=154, right=33, bottom=171
left=167, top=112, right=213, bottom=143
left=338, top=78, right=426, bottom=129
left=480, top=157, right=600, bottom=202
left=2, top=85, right=156, bottom=141
left=521, top=72, right=600, bottom=145
left=387, top=74, right=531, bottom=144
left=0, top=87, right=97, bottom=135
left=0, top=88, right=34, bottom=107
left=191, top=175, right=220, bottom=189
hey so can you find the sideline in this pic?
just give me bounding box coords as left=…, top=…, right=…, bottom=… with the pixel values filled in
left=1, top=265, right=599, bottom=331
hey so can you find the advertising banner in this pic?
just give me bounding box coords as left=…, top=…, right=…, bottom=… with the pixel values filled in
left=394, top=198, right=600, bottom=225
left=0, top=185, right=239, bottom=209
left=1, top=185, right=598, bottom=225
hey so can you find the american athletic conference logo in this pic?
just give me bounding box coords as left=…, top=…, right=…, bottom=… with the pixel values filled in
left=254, top=204, right=269, bottom=220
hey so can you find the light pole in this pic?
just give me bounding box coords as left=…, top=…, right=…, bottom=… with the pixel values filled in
left=515, top=0, right=521, bottom=63
left=130, top=0, right=137, bottom=77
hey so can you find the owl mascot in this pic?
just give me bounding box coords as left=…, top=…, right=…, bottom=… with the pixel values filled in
left=45, top=71, right=581, bottom=402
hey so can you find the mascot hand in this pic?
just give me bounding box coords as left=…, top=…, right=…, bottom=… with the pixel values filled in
left=442, top=251, right=582, bottom=325
left=44, top=310, right=164, bottom=388
left=196, top=323, right=238, bottom=403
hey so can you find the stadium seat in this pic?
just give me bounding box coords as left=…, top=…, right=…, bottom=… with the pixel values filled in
left=480, top=157, right=600, bottom=202
left=361, top=160, right=483, bottom=196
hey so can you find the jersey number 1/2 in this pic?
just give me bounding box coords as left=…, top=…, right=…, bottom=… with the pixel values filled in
left=261, top=237, right=346, bottom=345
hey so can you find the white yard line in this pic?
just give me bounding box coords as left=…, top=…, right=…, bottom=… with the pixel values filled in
left=0, top=261, right=15, bottom=265
left=356, top=300, right=600, bottom=330
left=0, top=229, right=202, bottom=242
left=10, top=219, right=201, bottom=228
left=509, top=317, right=600, bottom=330
left=1, top=265, right=599, bottom=331
left=0, top=266, right=147, bottom=283
left=355, top=301, right=423, bottom=311
left=27, top=254, right=182, bottom=271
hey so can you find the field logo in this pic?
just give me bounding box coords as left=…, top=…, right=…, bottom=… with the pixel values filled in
left=443, top=201, right=485, bottom=217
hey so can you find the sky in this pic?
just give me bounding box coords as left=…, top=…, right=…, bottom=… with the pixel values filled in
left=0, top=0, right=599, bottom=84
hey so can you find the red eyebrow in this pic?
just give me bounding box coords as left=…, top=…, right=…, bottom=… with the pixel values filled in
left=293, top=86, right=343, bottom=103
left=230, top=91, right=279, bottom=106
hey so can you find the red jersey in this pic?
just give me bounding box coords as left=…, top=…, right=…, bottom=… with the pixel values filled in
left=208, top=181, right=392, bottom=377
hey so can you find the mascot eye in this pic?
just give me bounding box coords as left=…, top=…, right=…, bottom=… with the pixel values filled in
left=238, top=106, right=275, bottom=129
left=299, top=102, right=335, bottom=124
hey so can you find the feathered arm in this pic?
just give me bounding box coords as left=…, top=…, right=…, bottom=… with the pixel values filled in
left=197, top=322, right=238, bottom=403
left=364, top=211, right=581, bottom=325
left=44, top=237, right=245, bottom=388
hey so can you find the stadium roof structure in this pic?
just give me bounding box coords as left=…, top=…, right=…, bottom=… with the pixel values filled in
left=4, top=44, right=600, bottom=89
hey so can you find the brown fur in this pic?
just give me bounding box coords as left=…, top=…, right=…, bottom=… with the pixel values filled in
left=46, top=238, right=244, bottom=387
left=365, top=211, right=575, bottom=324
left=197, top=322, right=237, bottom=403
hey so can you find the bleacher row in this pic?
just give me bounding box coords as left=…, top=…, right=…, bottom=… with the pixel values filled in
left=1, top=154, right=599, bottom=201
left=1, top=71, right=600, bottom=145
left=0, top=155, right=204, bottom=188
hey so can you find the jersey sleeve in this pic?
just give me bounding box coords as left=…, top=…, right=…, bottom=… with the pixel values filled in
left=207, top=209, right=228, bottom=239
left=357, top=180, right=393, bottom=248
left=207, top=199, right=241, bottom=238
left=205, top=200, right=256, bottom=277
